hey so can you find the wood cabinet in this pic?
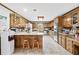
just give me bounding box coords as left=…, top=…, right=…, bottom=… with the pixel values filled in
left=48, top=30, right=53, bottom=37
left=43, top=20, right=54, bottom=29
left=58, top=34, right=66, bottom=48
left=10, top=13, right=27, bottom=28
left=43, top=23, right=48, bottom=28
left=61, top=35, right=66, bottom=48
left=10, top=13, right=17, bottom=27
left=47, top=21, right=54, bottom=28
left=58, top=34, right=62, bottom=45
left=59, top=33, right=79, bottom=54
left=73, top=41, right=79, bottom=55
left=62, top=7, right=79, bottom=28
left=66, top=37, right=73, bottom=53
left=58, top=16, right=63, bottom=31
left=19, top=17, right=27, bottom=27
left=14, top=35, right=43, bottom=49
left=32, top=23, right=37, bottom=29
left=14, top=35, right=23, bottom=48
left=63, top=14, right=72, bottom=28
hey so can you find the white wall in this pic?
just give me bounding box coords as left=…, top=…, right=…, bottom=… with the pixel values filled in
left=0, top=5, right=13, bottom=55
left=0, top=5, right=11, bottom=30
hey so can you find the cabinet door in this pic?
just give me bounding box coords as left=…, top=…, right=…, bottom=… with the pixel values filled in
left=10, top=14, right=19, bottom=27
left=15, top=35, right=20, bottom=48
left=61, top=35, right=66, bottom=48
left=66, top=37, right=73, bottom=53
left=59, top=34, right=62, bottom=45
left=10, top=14, right=15, bottom=27
left=63, top=15, right=72, bottom=28
left=19, top=18, right=26, bottom=27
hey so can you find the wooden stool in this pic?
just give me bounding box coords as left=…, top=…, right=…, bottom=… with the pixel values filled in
left=32, top=39, right=40, bottom=49
left=23, top=39, right=30, bottom=49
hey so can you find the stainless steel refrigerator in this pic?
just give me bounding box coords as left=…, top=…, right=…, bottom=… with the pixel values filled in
left=53, top=18, right=59, bottom=42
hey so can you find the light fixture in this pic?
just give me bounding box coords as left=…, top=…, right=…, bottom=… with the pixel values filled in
left=38, top=16, right=44, bottom=21
left=33, top=9, right=37, bottom=12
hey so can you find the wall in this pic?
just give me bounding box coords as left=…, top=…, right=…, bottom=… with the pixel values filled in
left=0, top=5, right=13, bottom=55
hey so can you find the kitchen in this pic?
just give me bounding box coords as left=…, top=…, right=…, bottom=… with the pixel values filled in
left=0, top=3, right=79, bottom=55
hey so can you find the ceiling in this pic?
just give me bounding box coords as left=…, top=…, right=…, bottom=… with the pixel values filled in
left=3, top=3, right=79, bottom=21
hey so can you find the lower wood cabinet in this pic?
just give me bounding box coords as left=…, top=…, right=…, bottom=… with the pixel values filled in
left=58, top=34, right=66, bottom=48
left=58, top=34, right=62, bottom=45
left=61, top=35, right=66, bottom=48
left=58, top=33, right=79, bottom=54
left=73, top=41, right=79, bottom=55
left=14, top=35, right=42, bottom=49
left=66, top=37, right=73, bottom=53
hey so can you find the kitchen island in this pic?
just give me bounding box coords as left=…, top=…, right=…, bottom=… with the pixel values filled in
left=14, top=32, right=44, bottom=49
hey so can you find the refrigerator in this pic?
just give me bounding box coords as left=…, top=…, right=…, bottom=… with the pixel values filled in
left=53, top=18, right=59, bottom=42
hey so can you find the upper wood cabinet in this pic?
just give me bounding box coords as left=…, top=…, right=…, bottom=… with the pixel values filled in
left=58, top=16, right=63, bottom=31
left=32, top=23, right=37, bottom=29
left=19, top=17, right=27, bottom=27
left=63, top=12, right=72, bottom=28
left=10, top=13, right=27, bottom=28
left=63, top=7, right=79, bottom=28
left=43, top=20, right=54, bottom=29
left=43, top=23, right=48, bottom=28
left=10, top=13, right=16, bottom=27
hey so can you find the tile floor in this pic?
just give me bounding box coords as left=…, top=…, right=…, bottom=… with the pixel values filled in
left=13, top=35, right=72, bottom=55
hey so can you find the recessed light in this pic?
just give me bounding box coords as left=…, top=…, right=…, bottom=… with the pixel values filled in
left=23, top=8, right=28, bottom=12
left=33, top=9, right=37, bottom=11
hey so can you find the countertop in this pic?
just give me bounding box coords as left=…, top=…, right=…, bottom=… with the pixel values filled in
left=59, top=32, right=79, bottom=43
left=14, top=31, right=44, bottom=35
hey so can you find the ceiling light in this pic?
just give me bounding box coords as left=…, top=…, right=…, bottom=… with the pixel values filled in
left=33, top=9, right=37, bottom=12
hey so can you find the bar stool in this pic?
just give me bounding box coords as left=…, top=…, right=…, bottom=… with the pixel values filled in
left=32, top=38, right=40, bottom=49
left=23, top=39, right=30, bottom=49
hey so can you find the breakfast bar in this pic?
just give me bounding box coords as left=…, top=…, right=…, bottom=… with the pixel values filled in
left=14, top=32, right=44, bottom=49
